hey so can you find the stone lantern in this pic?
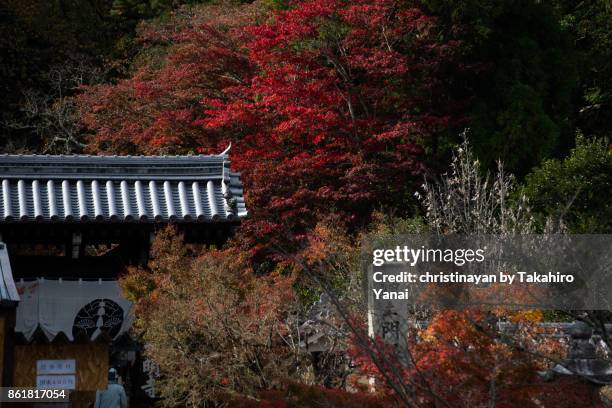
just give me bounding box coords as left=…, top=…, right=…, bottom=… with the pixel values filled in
left=547, top=321, right=612, bottom=385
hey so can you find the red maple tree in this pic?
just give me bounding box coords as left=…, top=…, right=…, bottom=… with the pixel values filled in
left=349, top=309, right=604, bottom=407
left=80, top=0, right=462, bottom=261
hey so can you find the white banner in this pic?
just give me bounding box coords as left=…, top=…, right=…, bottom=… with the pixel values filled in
left=16, top=279, right=133, bottom=341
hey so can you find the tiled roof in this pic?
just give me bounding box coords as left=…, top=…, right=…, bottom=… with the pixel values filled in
left=0, top=153, right=246, bottom=223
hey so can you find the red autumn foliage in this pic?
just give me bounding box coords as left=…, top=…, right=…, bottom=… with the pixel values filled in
left=349, top=309, right=605, bottom=407
left=79, top=0, right=462, bottom=262
left=230, top=381, right=391, bottom=408
left=120, top=227, right=298, bottom=406
left=79, top=2, right=261, bottom=155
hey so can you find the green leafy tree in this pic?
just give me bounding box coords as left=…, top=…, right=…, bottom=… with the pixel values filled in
left=522, top=134, right=612, bottom=233
left=423, top=0, right=578, bottom=176
left=553, top=0, right=611, bottom=139
left=110, top=0, right=248, bottom=19
left=0, top=0, right=129, bottom=153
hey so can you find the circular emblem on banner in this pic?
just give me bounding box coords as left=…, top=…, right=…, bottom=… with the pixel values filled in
left=73, top=298, right=124, bottom=339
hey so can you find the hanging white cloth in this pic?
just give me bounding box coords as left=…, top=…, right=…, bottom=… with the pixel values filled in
left=15, top=279, right=133, bottom=342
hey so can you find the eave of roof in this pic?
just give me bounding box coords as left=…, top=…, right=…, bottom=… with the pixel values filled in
left=0, top=153, right=247, bottom=223
left=0, top=242, right=19, bottom=303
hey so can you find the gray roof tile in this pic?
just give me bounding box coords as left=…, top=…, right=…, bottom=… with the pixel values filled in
left=0, top=153, right=247, bottom=223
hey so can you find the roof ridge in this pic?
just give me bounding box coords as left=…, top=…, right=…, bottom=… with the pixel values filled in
left=0, top=153, right=227, bottom=159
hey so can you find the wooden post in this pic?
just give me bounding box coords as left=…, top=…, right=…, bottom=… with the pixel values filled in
left=2, top=307, right=16, bottom=386
left=72, top=232, right=83, bottom=259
